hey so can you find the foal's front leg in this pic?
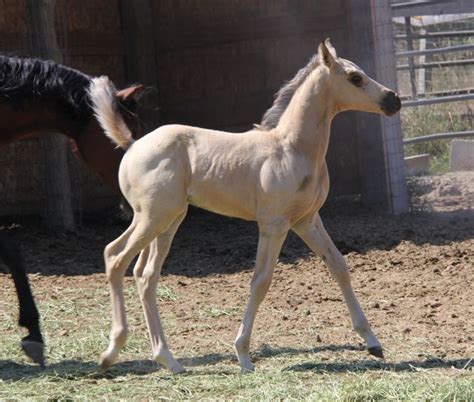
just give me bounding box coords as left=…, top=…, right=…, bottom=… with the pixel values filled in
left=234, top=220, right=289, bottom=372
left=292, top=213, right=383, bottom=358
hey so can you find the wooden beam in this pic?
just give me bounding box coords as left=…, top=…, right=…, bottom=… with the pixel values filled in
left=371, top=0, right=409, bottom=215
left=349, top=0, right=390, bottom=212
left=26, top=0, right=75, bottom=231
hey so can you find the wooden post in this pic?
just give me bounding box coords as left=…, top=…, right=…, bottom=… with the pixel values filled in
left=26, top=0, right=75, bottom=231
left=349, top=0, right=390, bottom=212
left=418, top=29, right=427, bottom=96
left=349, top=0, right=408, bottom=214
left=371, top=0, right=408, bottom=214
left=404, top=17, right=418, bottom=99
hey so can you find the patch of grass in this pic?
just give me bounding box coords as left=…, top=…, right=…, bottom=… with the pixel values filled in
left=0, top=276, right=473, bottom=400
left=200, top=306, right=238, bottom=318
left=401, top=102, right=472, bottom=174
left=397, top=24, right=474, bottom=175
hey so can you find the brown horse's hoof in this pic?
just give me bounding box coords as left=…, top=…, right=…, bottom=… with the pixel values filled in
left=21, top=340, right=45, bottom=368
left=368, top=346, right=384, bottom=359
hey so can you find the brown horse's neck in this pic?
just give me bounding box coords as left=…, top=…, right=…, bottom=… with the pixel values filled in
left=0, top=102, right=123, bottom=194
left=0, top=103, right=82, bottom=148
left=72, top=119, right=124, bottom=194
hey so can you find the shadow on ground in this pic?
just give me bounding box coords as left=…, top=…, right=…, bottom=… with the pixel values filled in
left=1, top=343, right=472, bottom=381
left=1, top=206, right=473, bottom=277
left=285, top=357, right=474, bottom=373
left=0, top=359, right=161, bottom=381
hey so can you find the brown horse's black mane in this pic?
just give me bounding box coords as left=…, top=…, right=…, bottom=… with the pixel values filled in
left=0, top=55, right=92, bottom=126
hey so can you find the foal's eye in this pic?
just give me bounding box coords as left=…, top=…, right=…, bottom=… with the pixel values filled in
left=350, top=74, right=363, bottom=87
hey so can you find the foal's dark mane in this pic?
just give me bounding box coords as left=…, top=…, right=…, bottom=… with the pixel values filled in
left=0, top=55, right=92, bottom=127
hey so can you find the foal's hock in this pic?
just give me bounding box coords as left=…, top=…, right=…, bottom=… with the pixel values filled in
left=90, top=39, right=401, bottom=373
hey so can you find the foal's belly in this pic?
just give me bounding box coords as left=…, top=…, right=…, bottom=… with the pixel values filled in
left=187, top=186, right=257, bottom=221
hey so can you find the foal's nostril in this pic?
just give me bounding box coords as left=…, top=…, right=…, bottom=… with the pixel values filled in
left=381, top=91, right=401, bottom=115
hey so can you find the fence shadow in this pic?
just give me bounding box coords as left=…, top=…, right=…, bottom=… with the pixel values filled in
left=1, top=347, right=471, bottom=381
left=0, top=205, right=472, bottom=277
left=285, top=357, right=474, bottom=373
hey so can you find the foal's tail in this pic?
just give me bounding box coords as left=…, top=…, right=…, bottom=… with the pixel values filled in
left=88, top=76, right=135, bottom=150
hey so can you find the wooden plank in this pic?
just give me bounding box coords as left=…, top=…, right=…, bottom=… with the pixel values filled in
left=152, top=1, right=360, bottom=198
left=153, top=0, right=346, bottom=50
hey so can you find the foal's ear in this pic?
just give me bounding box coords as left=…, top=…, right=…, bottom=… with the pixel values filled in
left=318, top=38, right=336, bottom=67
left=116, top=84, right=146, bottom=102
left=324, top=38, right=337, bottom=58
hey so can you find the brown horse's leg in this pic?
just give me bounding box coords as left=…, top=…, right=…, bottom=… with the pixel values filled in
left=0, top=233, right=45, bottom=366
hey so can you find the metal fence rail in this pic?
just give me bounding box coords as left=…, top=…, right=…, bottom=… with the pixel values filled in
left=403, top=131, right=474, bottom=144
left=392, top=0, right=473, bottom=17
left=402, top=93, right=474, bottom=106
left=397, top=58, right=474, bottom=70
left=393, top=1, right=474, bottom=150
left=396, top=43, right=474, bottom=57
left=395, top=29, right=474, bottom=39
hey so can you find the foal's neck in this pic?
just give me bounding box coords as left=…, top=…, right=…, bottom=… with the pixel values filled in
left=277, top=67, right=334, bottom=163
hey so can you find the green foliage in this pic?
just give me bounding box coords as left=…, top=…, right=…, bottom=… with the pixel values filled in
left=401, top=102, right=471, bottom=174
left=397, top=19, right=474, bottom=175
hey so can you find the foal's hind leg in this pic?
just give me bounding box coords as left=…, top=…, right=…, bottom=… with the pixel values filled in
left=292, top=213, right=383, bottom=358
left=99, top=216, right=162, bottom=371
left=134, top=210, right=187, bottom=373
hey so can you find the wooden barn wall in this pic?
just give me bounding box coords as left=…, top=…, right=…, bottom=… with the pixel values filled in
left=150, top=0, right=360, bottom=197
left=0, top=0, right=378, bottom=216
left=0, top=0, right=125, bottom=215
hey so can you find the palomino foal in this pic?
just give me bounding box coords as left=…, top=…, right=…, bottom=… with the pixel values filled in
left=89, top=40, right=401, bottom=373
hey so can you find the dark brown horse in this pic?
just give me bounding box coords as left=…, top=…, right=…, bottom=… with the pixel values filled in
left=0, top=55, right=144, bottom=366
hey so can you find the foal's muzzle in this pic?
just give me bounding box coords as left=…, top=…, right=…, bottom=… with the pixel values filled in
left=380, top=91, right=401, bottom=116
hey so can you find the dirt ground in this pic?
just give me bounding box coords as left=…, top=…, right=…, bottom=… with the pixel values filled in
left=0, top=172, right=473, bottom=367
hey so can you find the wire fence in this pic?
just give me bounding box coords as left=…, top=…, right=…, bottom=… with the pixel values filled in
left=392, top=3, right=474, bottom=174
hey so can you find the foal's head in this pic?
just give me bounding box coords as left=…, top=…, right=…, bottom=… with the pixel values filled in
left=318, top=39, right=401, bottom=116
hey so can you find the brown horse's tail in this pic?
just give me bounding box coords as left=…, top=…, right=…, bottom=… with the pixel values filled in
left=88, top=76, right=135, bottom=150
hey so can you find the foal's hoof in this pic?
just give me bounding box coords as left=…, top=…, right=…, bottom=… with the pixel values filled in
left=168, top=361, right=186, bottom=374
left=240, top=365, right=255, bottom=374
left=98, top=353, right=114, bottom=372
left=368, top=346, right=384, bottom=359
left=21, top=340, right=45, bottom=368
